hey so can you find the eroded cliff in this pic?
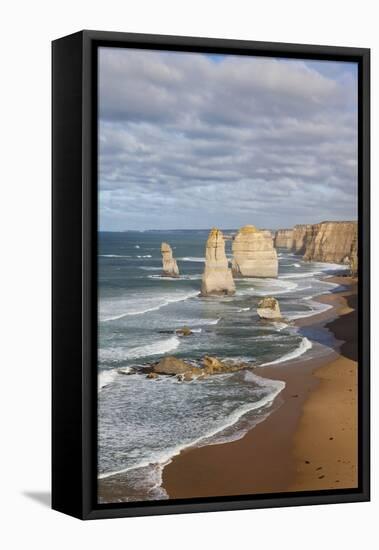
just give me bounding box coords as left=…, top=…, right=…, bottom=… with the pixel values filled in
left=274, top=229, right=293, bottom=249
left=232, top=225, right=278, bottom=278
left=303, top=221, right=358, bottom=264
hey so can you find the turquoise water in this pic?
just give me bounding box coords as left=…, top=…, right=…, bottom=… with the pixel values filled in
left=98, top=230, right=346, bottom=500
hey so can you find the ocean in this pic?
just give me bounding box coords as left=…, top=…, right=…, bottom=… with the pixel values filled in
left=98, top=230, right=347, bottom=500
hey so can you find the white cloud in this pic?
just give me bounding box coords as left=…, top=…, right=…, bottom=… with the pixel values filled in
left=98, top=47, right=358, bottom=230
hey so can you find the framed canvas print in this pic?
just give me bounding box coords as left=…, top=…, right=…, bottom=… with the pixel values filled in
left=52, top=30, right=370, bottom=520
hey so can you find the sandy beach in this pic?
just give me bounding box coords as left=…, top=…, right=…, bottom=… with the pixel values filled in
left=162, top=276, right=358, bottom=498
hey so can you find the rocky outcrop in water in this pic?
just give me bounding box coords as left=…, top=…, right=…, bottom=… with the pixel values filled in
left=149, top=355, right=251, bottom=381
left=257, top=297, right=281, bottom=320
left=201, top=228, right=236, bottom=296
left=152, top=356, right=192, bottom=375
left=274, top=229, right=293, bottom=249
left=303, top=221, right=358, bottom=264
left=232, top=225, right=278, bottom=278
left=201, top=356, right=249, bottom=374
left=175, top=326, right=193, bottom=337
left=161, top=242, right=179, bottom=277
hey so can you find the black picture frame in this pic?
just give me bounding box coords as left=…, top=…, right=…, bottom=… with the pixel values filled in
left=52, top=30, right=370, bottom=520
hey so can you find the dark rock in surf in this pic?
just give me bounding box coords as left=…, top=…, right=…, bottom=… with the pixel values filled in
left=152, top=356, right=193, bottom=375
left=175, top=326, right=193, bottom=337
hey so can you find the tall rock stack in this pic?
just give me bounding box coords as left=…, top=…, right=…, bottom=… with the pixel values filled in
left=232, top=225, right=278, bottom=278
left=201, top=228, right=236, bottom=296
left=303, top=221, right=358, bottom=264
left=274, top=229, right=293, bottom=249
left=161, top=242, right=179, bottom=277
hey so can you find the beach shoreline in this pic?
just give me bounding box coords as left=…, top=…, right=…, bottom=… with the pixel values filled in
left=98, top=275, right=358, bottom=503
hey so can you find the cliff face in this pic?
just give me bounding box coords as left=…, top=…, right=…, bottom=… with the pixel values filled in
left=274, top=229, right=293, bottom=249
left=201, top=228, right=236, bottom=296
left=232, top=225, right=278, bottom=278
left=274, top=221, right=358, bottom=268
left=303, top=221, right=358, bottom=264
left=291, top=224, right=311, bottom=255
left=349, top=233, right=358, bottom=276
left=161, top=242, right=179, bottom=277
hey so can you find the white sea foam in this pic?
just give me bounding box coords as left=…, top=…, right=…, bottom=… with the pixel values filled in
left=139, top=266, right=161, bottom=271
left=137, top=254, right=152, bottom=258
left=271, top=321, right=288, bottom=331
left=148, top=274, right=202, bottom=281
left=100, top=335, right=180, bottom=363
left=279, top=271, right=321, bottom=279
left=239, top=278, right=298, bottom=296
left=222, top=356, right=255, bottom=364
left=293, top=263, right=301, bottom=268
left=179, top=257, right=205, bottom=262
left=99, top=254, right=132, bottom=258
left=314, top=262, right=349, bottom=271
left=286, top=300, right=333, bottom=320
left=100, top=290, right=198, bottom=322
left=98, top=369, right=119, bottom=390
left=135, top=245, right=140, bottom=249
left=118, top=366, right=134, bottom=375
left=99, top=370, right=285, bottom=480
left=261, top=337, right=312, bottom=366
left=175, top=317, right=220, bottom=326
left=238, top=307, right=250, bottom=312
left=203, top=317, right=221, bottom=325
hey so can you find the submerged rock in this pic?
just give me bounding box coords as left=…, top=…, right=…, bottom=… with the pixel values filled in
left=202, top=355, right=226, bottom=374
left=152, top=356, right=193, bottom=375
left=150, top=354, right=251, bottom=379
left=202, top=355, right=250, bottom=374
left=232, top=225, right=278, bottom=278
left=175, top=326, right=193, bottom=337
left=161, top=242, right=179, bottom=277
left=257, top=297, right=281, bottom=320
left=201, top=228, right=235, bottom=296
left=117, top=367, right=137, bottom=375
left=176, top=372, right=194, bottom=382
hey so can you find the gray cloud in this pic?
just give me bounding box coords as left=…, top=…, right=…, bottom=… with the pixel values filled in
left=98, top=48, right=358, bottom=230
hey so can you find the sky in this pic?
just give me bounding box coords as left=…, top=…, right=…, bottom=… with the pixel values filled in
left=98, top=47, right=358, bottom=231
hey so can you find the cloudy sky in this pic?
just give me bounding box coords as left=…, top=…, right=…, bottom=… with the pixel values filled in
left=99, top=47, right=358, bottom=231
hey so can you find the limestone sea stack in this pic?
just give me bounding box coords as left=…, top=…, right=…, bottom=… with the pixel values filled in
left=200, top=228, right=235, bottom=296
left=303, top=221, right=358, bottom=264
left=274, top=229, right=293, bottom=249
left=161, top=242, right=179, bottom=277
left=232, top=225, right=278, bottom=278
left=257, top=297, right=281, bottom=320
